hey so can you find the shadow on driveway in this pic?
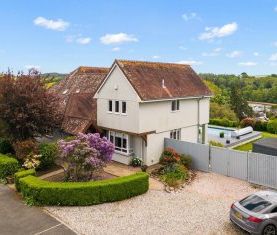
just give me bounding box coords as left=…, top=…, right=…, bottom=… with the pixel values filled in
left=0, top=185, right=76, bottom=235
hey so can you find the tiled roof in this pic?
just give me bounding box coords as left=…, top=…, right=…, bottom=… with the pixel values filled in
left=51, top=66, right=109, bottom=134
left=115, top=60, right=212, bottom=101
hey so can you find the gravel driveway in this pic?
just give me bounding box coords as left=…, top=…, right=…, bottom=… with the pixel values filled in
left=46, top=172, right=258, bottom=235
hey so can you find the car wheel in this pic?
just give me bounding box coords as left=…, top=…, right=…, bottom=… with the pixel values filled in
left=263, top=224, right=276, bottom=235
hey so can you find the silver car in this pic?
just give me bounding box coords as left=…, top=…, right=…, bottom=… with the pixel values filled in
left=230, top=191, right=277, bottom=235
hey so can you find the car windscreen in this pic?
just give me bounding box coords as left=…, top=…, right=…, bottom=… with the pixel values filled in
left=240, top=195, right=272, bottom=212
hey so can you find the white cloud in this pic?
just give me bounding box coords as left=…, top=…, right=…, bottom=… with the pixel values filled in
left=152, top=55, right=161, bottom=59
left=100, top=33, right=138, bottom=44
left=182, top=12, right=200, bottom=21
left=226, top=50, right=242, bottom=58
left=253, top=52, right=259, bottom=56
left=199, top=22, right=238, bottom=41
left=179, top=46, right=187, bottom=51
left=269, top=53, right=277, bottom=61
left=176, top=60, right=203, bottom=66
left=202, top=47, right=222, bottom=57
left=25, top=65, right=41, bottom=70
left=33, top=17, right=69, bottom=31
left=238, top=62, right=257, bottom=67
left=112, top=47, right=120, bottom=52
left=76, top=37, right=91, bottom=45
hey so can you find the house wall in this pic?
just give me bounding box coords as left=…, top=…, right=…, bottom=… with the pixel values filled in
left=145, top=125, right=199, bottom=165
left=139, top=98, right=210, bottom=133
left=96, top=65, right=141, bottom=133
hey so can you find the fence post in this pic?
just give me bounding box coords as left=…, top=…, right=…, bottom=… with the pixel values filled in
left=246, top=151, right=249, bottom=182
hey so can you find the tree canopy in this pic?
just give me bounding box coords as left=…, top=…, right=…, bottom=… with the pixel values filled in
left=0, top=71, right=62, bottom=140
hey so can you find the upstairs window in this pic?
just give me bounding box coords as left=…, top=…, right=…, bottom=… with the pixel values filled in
left=108, top=100, right=113, bottom=112
left=115, top=101, right=120, bottom=113
left=170, top=129, right=181, bottom=140
left=122, top=101, right=127, bottom=114
left=171, top=100, right=180, bottom=111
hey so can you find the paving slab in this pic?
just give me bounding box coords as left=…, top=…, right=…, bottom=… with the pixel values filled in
left=0, top=185, right=76, bottom=235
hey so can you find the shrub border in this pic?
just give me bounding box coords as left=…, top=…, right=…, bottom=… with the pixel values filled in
left=19, top=172, right=149, bottom=206
left=14, top=169, right=36, bottom=191
left=0, top=154, right=19, bottom=179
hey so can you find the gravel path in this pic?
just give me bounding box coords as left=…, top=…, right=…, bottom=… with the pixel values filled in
left=46, top=172, right=257, bottom=235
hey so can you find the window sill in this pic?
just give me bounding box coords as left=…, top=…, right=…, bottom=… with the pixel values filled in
left=115, top=150, right=133, bottom=156
left=171, top=110, right=180, bottom=113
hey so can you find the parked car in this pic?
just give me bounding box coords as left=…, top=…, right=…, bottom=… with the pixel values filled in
left=230, top=191, right=277, bottom=235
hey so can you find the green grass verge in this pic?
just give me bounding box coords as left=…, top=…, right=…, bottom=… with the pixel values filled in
left=19, top=172, right=149, bottom=206
left=233, top=131, right=277, bottom=151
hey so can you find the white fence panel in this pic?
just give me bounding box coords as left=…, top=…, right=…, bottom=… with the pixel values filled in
left=228, top=150, right=248, bottom=180
left=210, top=146, right=228, bottom=176
left=164, top=138, right=209, bottom=172
left=248, top=152, right=277, bottom=189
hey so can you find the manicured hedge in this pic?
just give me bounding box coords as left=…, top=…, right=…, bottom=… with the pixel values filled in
left=19, top=172, right=149, bottom=206
left=209, top=118, right=238, bottom=127
left=0, top=154, right=19, bottom=179
left=267, top=119, right=277, bottom=134
left=14, top=169, right=36, bottom=191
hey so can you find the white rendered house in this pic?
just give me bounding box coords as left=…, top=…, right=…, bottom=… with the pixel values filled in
left=94, top=60, right=212, bottom=166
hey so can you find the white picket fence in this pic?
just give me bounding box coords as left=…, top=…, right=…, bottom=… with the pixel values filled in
left=164, top=138, right=277, bottom=189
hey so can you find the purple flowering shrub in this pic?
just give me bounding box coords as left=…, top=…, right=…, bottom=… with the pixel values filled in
left=58, top=133, right=114, bottom=182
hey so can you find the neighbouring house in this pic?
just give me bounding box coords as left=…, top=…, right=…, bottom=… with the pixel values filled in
left=50, top=66, right=109, bottom=134
left=248, top=101, right=276, bottom=113
left=94, top=60, right=212, bottom=165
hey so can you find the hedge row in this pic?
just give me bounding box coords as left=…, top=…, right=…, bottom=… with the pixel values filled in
left=209, top=118, right=239, bottom=127
left=14, top=169, right=36, bottom=191
left=0, top=154, right=19, bottom=179
left=19, top=172, right=149, bottom=206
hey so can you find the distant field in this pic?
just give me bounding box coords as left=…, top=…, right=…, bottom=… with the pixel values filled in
left=233, top=132, right=277, bottom=151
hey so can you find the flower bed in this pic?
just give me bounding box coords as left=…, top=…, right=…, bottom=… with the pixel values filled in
left=0, top=154, right=19, bottom=179
left=18, top=172, right=149, bottom=206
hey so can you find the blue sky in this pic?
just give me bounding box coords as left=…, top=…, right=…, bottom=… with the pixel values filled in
left=0, top=0, right=277, bottom=75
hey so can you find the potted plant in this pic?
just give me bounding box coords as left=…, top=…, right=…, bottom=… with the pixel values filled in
left=219, top=132, right=225, bottom=138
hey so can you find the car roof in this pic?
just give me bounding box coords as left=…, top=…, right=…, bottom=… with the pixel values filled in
left=255, top=191, right=277, bottom=204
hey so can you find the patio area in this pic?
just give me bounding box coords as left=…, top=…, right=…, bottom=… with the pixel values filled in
left=208, top=125, right=261, bottom=147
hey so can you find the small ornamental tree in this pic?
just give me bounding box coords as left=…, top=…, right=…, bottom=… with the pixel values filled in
left=0, top=71, right=62, bottom=141
left=58, top=133, right=114, bottom=182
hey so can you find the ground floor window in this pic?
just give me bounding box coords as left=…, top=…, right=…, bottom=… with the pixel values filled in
left=108, top=131, right=133, bottom=155
left=170, top=129, right=181, bottom=140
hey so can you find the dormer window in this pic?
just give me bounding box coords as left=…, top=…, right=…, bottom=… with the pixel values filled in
left=62, top=89, right=68, bottom=95
left=171, top=100, right=180, bottom=111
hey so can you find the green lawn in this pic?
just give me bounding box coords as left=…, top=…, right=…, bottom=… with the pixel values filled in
left=233, top=132, right=277, bottom=151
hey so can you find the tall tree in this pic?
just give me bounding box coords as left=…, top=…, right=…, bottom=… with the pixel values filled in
left=230, top=83, right=253, bottom=120
left=0, top=71, right=62, bottom=140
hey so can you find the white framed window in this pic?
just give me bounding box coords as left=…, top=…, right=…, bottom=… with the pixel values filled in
left=171, top=100, right=180, bottom=111
left=108, top=100, right=113, bottom=112
left=115, top=100, right=120, bottom=113
left=109, top=131, right=132, bottom=155
left=122, top=101, right=127, bottom=114
left=170, top=129, right=181, bottom=140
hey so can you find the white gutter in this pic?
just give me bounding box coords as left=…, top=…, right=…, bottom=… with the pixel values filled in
left=139, top=95, right=211, bottom=103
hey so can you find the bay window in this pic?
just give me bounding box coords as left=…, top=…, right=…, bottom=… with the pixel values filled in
left=109, top=131, right=133, bottom=155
